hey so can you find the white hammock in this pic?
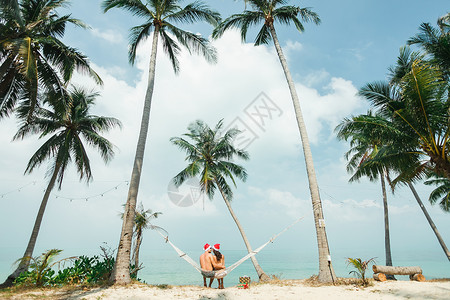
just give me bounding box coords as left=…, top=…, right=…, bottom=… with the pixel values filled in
left=157, top=217, right=303, bottom=279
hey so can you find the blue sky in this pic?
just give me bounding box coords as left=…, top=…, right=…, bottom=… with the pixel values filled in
left=1, top=0, right=449, bottom=279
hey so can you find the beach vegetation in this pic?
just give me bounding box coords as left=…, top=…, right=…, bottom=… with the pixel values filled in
left=171, top=119, right=270, bottom=280
left=3, top=87, right=121, bottom=287
left=212, top=0, right=335, bottom=283
left=13, top=245, right=140, bottom=287
left=14, top=249, right=68, bottom=287
left=346, top=257, right=376, bottom=286
left=101, top=0, right=221, bottom=285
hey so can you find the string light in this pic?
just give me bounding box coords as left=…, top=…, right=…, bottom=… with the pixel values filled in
left=319, top=187, right=378, bottom=208
left=1, top=181, right=129, bottom=203
left=54, top=181, right=129, bottom=202
left=0, top=181, right=37, bottom=198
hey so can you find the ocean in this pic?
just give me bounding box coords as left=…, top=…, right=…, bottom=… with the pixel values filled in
left=1, top=247, right=448, bottom=288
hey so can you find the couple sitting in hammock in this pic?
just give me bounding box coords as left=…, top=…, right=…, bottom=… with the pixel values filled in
left=199, top=243, right=226, bottom=289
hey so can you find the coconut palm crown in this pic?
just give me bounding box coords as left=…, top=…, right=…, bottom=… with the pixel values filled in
left=14, top=87, right=121, bottom=186
left=0, top=0, right=102, bottom=121
left=212, top=0, right=320, bottom=45
left=102, top=0, right=220, bottom=73
left=171, top=119, right=249, bottom=200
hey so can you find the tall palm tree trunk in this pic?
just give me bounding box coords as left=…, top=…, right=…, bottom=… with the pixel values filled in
left=268, top=24, right=336, bottom=283
left=1, top=163, right=60, bottom=288
left=408, top=182, right=450, bottom=261
left=380, top=172, right=395, bottom=280
left=111, top=25, right=160, bottom=285
left=216, top=181, right=270, bottom=281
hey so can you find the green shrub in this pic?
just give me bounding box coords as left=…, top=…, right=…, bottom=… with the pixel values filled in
left=347, top=257, right=376, bottom=286
left=14, top=245, right=135, bottom=287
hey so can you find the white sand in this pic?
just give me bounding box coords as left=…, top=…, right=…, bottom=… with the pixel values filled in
left=5, top=280, right=450, bottom=300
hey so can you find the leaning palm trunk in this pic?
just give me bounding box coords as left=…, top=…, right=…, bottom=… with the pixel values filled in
left=216, top=181, right=270, bottom=281
left=133, top=230, right=142, bottom=274
left=408, top=182, right=450, bottom=261
left=1, top=163, right=60, bottom=288
left=111, top=26, right=160, bottom=285
left=268, top=24, right=335, bottom=283
left=380, top=172, right=395, bottom=280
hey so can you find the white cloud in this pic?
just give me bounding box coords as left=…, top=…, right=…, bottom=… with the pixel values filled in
left=284, top=40, right=303, bottom=57
left=303, top=69, right=331, bottom=88
left=91, top=27, right=124, bottom=44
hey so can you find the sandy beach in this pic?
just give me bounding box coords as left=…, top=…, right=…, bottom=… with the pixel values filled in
left=2, top=279, right=449, bottom=300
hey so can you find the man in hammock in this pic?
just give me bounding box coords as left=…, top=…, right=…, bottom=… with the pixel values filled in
left=199, top=243, right=225, bottom=287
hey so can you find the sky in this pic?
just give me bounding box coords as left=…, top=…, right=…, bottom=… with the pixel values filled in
left=0, top=0, right=449, bottom=279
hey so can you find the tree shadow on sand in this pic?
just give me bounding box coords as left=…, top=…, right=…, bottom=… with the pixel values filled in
left=198, top=292, right=230, bottom=300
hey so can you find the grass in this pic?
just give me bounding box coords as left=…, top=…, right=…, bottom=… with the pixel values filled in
left=303, top=275, right=374, bottom=287
left=427, top=278, right=450, bottom=282
left=0, top=283, right=111, bottom=300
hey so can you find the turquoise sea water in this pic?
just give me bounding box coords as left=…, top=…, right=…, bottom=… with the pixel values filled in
left=1, top=247, right=448, bottom=288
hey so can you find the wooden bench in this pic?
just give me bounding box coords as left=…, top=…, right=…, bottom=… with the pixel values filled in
left=372, top=265, right=425, bottom=282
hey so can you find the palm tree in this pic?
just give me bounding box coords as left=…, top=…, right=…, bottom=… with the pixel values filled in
left=336, top=112, right=396, bottom=279
left=171, top=119, right=270, bottom=281
left=361, top=60, right=450, bottom=181
left=120, top=203, right=162, bottom=276
left=349, top=50, right=450, bottom=261
left=0, top=86, right=121, bottom=288
left=0, top=0, right=102, bottom=121
left=212, top=0, right=335, bottom=282
left=132, top=204, right=161, bottom=275
left=102, top=0, right=220, bottom=285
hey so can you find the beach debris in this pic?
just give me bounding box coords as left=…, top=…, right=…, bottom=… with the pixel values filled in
left=372, top=265, right=425, bottom=281
left=373, top=273, right=387, bottom=282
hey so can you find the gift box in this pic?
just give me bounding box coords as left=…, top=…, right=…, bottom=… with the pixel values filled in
left=238, top=276, right=251, bottom=286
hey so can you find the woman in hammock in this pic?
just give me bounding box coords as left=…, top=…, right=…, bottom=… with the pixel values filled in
left=210, top=244, right=225, bottom=289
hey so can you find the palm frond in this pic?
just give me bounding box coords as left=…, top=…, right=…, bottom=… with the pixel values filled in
left=159, top=28, right=181, bottom=73
left=102, top=0, right=151, bottom=18
left=165, top=24, right=217, bottom=65
left=171, top=119, right=249, bottom=201
left=165, top=1, right=221, bottom=27
left=212, top=11, right=264, bottom=42
left=128, top=23, right=154, bottom=65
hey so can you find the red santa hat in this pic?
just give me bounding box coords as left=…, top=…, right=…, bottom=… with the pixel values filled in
left=203, top=243, right=211, bottom=251
left=212, top=244, right=220, bottom=251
